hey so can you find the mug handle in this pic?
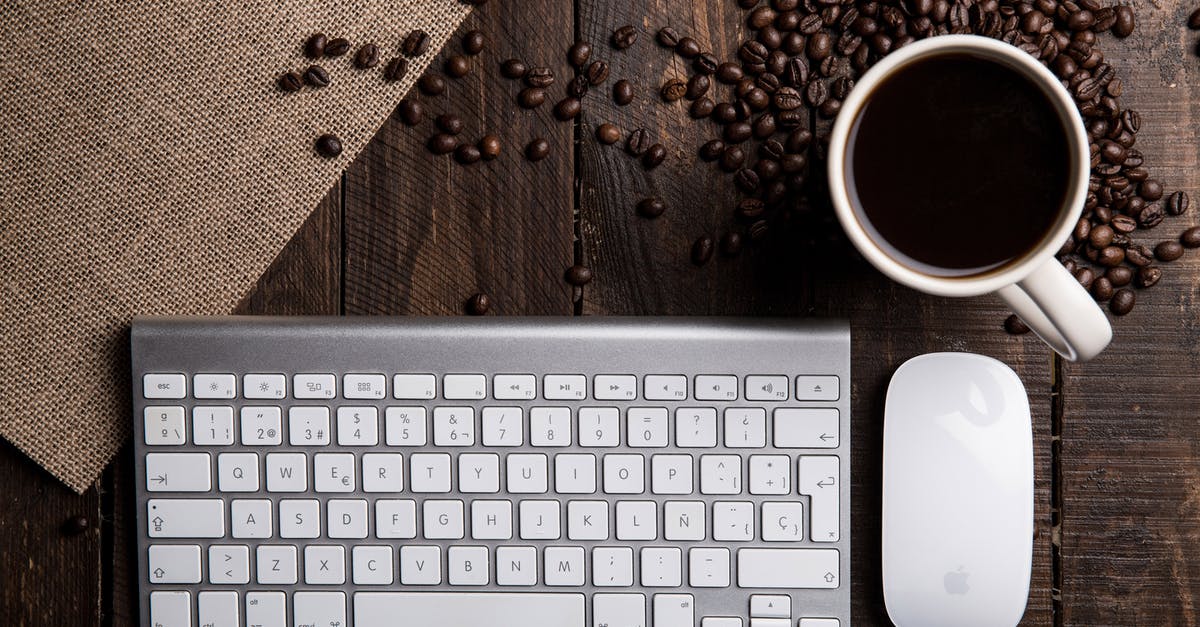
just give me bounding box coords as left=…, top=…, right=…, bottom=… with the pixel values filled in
left=996, top=256, right=1112, bottom=362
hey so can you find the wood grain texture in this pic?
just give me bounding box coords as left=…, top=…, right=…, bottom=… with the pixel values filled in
left=342, top=3, right=575, bottom=316
left=1059, top=3, right=1200, bottom=624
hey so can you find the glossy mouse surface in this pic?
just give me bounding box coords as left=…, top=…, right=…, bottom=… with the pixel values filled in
left=882, top=352, right=1033, bottom=627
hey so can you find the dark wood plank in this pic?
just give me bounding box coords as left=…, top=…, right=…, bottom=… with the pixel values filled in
left=1059, top=3, right=1200, bottom=624
left=342, top=4, right=575, bottom=316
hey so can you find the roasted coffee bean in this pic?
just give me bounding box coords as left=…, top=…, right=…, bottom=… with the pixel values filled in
left=1126, top=244, right=1154, bottom=267
left=1182, top=226, right=1200, bottom=249
left=1088, top=224, right=1114, bottom=248
left=675, top=36, right=701, bottom=58
left=455, top=144, right=482, bottom=164
left=760, top=139, right=786, bottom=161
left=1167, top=191, right=1190, bottom=216
left=637, top=197, right=666, bottom=218
left=690, top=97, right=715, bottom=118
left=752, top=113, right=777, bottom=138
left=554, top=97, right=581, bottom=120
left=776, top=109, right=805, bottom=128
left=1075, top=267, right=1096, bottom=289
left=721, top=145, right=747, bottom=171
left=642, top=143, right=667, bottom=170
left=712, top=102, right=737, bottom=124
left=568, top=41, right=592, bottom=68
left=656, top=27, right=681, bottom=48
left=479, top=135, right=501, bottom=160
left=1104, top=266, right=1133, bottom=288
left=1189, top=7, right=1200, bottom=30
left=699, top=139, right=725, bottom=161
left=749, top=5, right=777, bottom=29
left=758, top=25, right=783, bottom=51
left=740, top=41, right=769, bottom=65
left=466, top=293, right=491, bottom=315
left=737, top=198, right=766, bottom=220
left=325, top=37, right=350, bottom=57
left=691, top=235, right=715, bottom=266
left=780, top=153, right=806, bottom=173
left=749, top=219, right=769, bottom=240
left=354, top=44, right=380, bottom=69
left=62, top=515, right=90, bottom=535
left=428, top=133, right=457, bottom=155
left=1155, top=240, right=1185, bottom=261
left=772, top=86, right=802, bottom=110
left=756, top=73, right=781, bottom=93
left=500, top=58, right=528, bottom=79
left=1138, top=204, right=1165, bottom=228
left=418, top=73, right=445, bottom=95
left=278, top=71, right=303, bottom=92
left=463, top=30, right=485, bottom=55
left=686, top=74, right=710, bottom=99
left=744, top=87, right=770, bottom=110
left=565, top=265, right=594, bottom=286
left=735, top=168, right=760, bottom=192
left=724, top=121, right=753, bottom=144
left=402, top=30, right=430, bottom=56
left=394, top=100, right=422, bottom=127
left=518, top=87, right=547, bottom=108
left=1091, top=276, right=1114, bottom=301
left=785, top=127, right=813, bottom=152
left=1109, top=288, right=1135, bottom=315
left=807, top=32, right=833, bottom=60
left=693, top=52, right=719, bottom=76
left=525, top=138, right=550, bottom=161
left=782, top=30, right=805, bottom=55
left=525, top=67, right=555, bottom=88
left=717, top=62, right=745, bottom=84
left=783, top=57, right=810, bottom=86
left=612, top=25, right=638, bottom=49
left=446, top=55, right=471, bottom=78
left=804, top=79, right=827, bottom=107
left=1004, top=314, right=1031, bottom=335
left=314, top=134, right=342, bottom=158
left=303, top=65, right=330, bottom=87
left=1111, top=214, right=1137, bottom=233
left=305, top=33, right=327, bottom=59
left=1100, top=141, right=1126, bottom=164
left=626, top=128, right=651, bottom=155
left=661, top=78, right=687, bottom=102
left=436, top=114, right=464, bottom=135
left=720, top=232, right=744, bottom=256
left=1140, top=179, right=1164, bottom=201
left=1074, top=217, right=1092, bottom=241
left=586, top=60, right=610, bottom=85
left=831, top=76, right=854, bottom=100
left=754, top=158, right=781, bottom=181
left=1097, top=245, right=1125, bottom=267
left=568, top=75, right=590, bottom=98
left=1136, top=265, right=1162, bottom=287
left=596, top=123, right=621, bottom=145
left=1111, top=5, right=1135, bottom=37
left=613, top=80, right=634, bottom=105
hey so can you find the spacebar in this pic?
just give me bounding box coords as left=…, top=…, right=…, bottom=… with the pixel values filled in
left=355, top=592, right=586, bottom=627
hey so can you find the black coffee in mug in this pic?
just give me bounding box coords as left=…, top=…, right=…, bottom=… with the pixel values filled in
left=846, top=52, right=1071, bottom=277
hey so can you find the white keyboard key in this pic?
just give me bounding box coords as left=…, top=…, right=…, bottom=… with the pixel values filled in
left=230, top=499, right=271, bottom=539
left=459, top=453, right=500, bottom=493
left=567, top=500, right=609, bottom=540
left=293, top=591, right=345, bottom=626
left=147, top=499, right=224, bottom=538
left=243, top=373, right=285, bottom=399
left=750, top=619, right=791, bottom=627
left=799, top=456, right=841, bottom=542
left=344, top=373, right=386, bottom=399
left=393, top=374, right=436, bottom=399
left=794, top=375, right=840, bottom=401
left=714, top=501, right=755, bottom=541
left=149, top=590, right=191, bottom=627
left=362, top=453, right=404, bottom=492
left=651, top=455, right=693, bottom=495
left=689, top=547, right=731, bottom=587
left=496, top=546, right=538, bottom=586
left=750, top=595, right=791, bottom=618
left=774, top=408, right=839, bottom=448
left=144, top=406, right=186, bottom=445
left=423, top=499, right=465, bottom=539
left=337, top=406, right=379, bottom=445
left=696, top=375, right=738, bottom=401
left=494, top=374, right=537, bottom=400
left=265, top=453, right=306, bottom=492
left=287, top=406, right=329, bottom=446
left=594, top=374, right=637, bottom=400
left=191, top=406, right=234, bottom=445
left=304, top=545, right=346, bottom=584
left=798, top=619, right=840, bottom=627
left=762, top=502, right=805, bottom=542
left=616, top=501, right=657, bottom=540
left=749, top=455, right=791, bottom=495
left=530, top=407, right=571, bottom=446
left=555, top=454, right=597, bottom=494
left=444, top=373, right=486, bottom=400
left=578, top=407, right=620, bottom=447
left=448, top=546, right=490, bottom=585
left=293, top=373, right=336, bottom=399
left=244, top=591, right=285, bottom=627
left=354, top=592, right=585, bottom=626
left=519, top=500, right=561, bottom=540
left=482, top=407, right=524, bottom=446
left=327, top=499, right=368, bottom=538
left=736, top=548, right=840, bottom=588
left=654, top=593, right=695, bottom=626
left=592, top=547, right=635, bottom=586
left=193, top=373, right=236, bottom=399
left=198, top=590, right=238, bottom=626
left=278, top=499, right=320, bottom=538
left=703, top=619, right=743, bottom=627
left=675, top=407, right=718, bottom=448
left=627, top=407, right=669, bottom=447
left=144, top=373, right=186, bottom=399
left=544, top=374, right=586, bottom=400
left=385, top=406, right=427, bottom=446
left=700, top=455, right=742, bottom=495
left=642, top=547, right=683, bottom=587
left=145, top=453, right=211, bottom=492
left=217, top=452, right=258, bottom=492
left=645, top=374, right=687, bottom=400
left=471, top=500, right=513, bottom=540
left=208, top=545, right=250, bottom=584
left=433, top=406, right=476, bottom=446
left=256, top=545, right=298, bottom=584
left=410, top=453, right=452, bottom=493
left=724, top=408, right=767, bottom=448
left=746, top=375, right=789, bottom=401
left=353, top=545, right=395, bottom=585
left=603, top=454, right=645, bottom=494
left=239, top=406, right=282, bottom=445
left=375, top=499, right=417, bottom=539
left=507, top=453, right=548, bottom=493
left=399, top=545, right=441, bottom=585
left=314, top=453, right=356, bottom=492
left=148, top=544, right=202, bottom=583
left=594, top=593, right=645, bottom=626
left=663, top=501, right=705, bottom=541
left=544, top=546, right=585, bottom=586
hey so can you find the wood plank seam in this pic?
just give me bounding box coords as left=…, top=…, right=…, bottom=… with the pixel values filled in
left=1051, top=352, right=1065, bottom=627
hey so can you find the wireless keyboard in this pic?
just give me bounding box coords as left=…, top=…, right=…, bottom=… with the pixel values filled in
left=132, top=316, right=850, bottom=627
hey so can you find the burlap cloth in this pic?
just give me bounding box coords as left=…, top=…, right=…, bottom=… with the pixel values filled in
left=0, top=0, right=470, bottom=493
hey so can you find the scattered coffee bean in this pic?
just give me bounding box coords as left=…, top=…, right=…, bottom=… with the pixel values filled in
left=724, top=121, right=752, bottom=144
left=586, top=60, right=610, bottom=85
left=436, top=114, right=464, bottom=135
left=694, top=53, right=719, bottom=75
left=325, top=37, right=351, bottom=57
left=1190, top=7, right=1200, bottom=29
left=691, top=235, right=715, bottom=265
left=596, top=123, right=621, bottom=145
left=1181, top=226, right=1200, bottom=249
left=637, top=197, right=666, bottom=218
left=500, top=58, right=528, bottom=79
left=568, top=41, right=593, bottom=68
left=565, top=265, right=594, bottom=286
left=1111, top=214, right=1137, bottom=233
left=525, top=67, right=555, bottom=88
left=612, top=25, right=638, bottom=49
left=661, top=78, right=687, bottom=102
left=568, top=75, right=590, bottom=98
left=1155, top=240, right=1185, bottom=261
left=699, top=139, right=725, bottom=161
left=737, top=198, right=765, bottom=220
left=479, top=135, right=501, bottom=160
left=643, top=143, right=667, bottom=170
left=675, top=37, right=701, bottom=58
left=1111, top=5, right=1135, bottom=37
left=525, top=138, right=551, bottom=161
left=303, top=65, right=330, bottom=87
left=554, top=97, right=581, bottom=120
left=1097, top=245, right=1125, bottom=267
left=720, top=145, right=746, bottom=171
left=744, top=87, right=770, bottom=110
left=1004, top=314, right=1031, bottom=335
left=1089, top=224, right=1114, bottom=248
left=384, top=57, right=409, bottom=81
left=428, top=134, right=457, bottom=155
left=455, top=144, right=482, bottom=164
left=396, top=99, right=422, bottom=125
left=445, top=55, right=471, bottom=78
left=305, top=33, right=327, bottom=59
left=1167, top=191, right=1190, bottom=215
left=418, top=73, right=445, bottom=95
left=277, top=71, right=303, bottom=92
left=657, top=27, right=681, bottom=48
left=62, top=515, right=89, bottom=536
left=1091, top=276, right=1114, bottom=301
left=402, top=30, right=431, bottom=56
left=1109, top=288, right=1135, bottom=315
left=518, top=87, right=547, bottom=109
left=1136, top=266, right=1162, bottom=288
left=690, top=97, right=715, bottom=119
left=626, top=128, right=651, bottom=155
left=354, top=43, right=380, bottom=69
left=720, top=232, right=744, bottom=256
left=717, top=62, right=745, bottom=84
left=466, top=293, right=491, bottom=315
left=1106, top=266, right=1134, bottom=287
left=613, top=80, right=634, bottom=105
left=463, top=30, right=485, bottom=55
left=314, top=134, right=342, bottom=158
left=735, top=168, right=760, bottom=193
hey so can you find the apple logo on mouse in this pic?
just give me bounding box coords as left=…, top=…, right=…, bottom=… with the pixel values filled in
left=943, top=566, right=970, bottom=595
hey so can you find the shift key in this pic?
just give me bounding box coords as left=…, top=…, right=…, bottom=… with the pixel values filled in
left=737, top=548, right=840, bottom=589
left=147, top=499, right=225, bottom=538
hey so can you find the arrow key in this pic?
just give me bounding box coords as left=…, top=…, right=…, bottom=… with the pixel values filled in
left=148, top=544, right=202, bottom=584
left=208, top=544, right=250, bottom=584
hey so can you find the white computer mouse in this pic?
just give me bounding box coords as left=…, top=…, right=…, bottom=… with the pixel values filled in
left=882, top=352, right=1033, bottom=627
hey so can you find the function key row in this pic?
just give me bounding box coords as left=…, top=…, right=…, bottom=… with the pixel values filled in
left=143, top=373, right=840, bottom=403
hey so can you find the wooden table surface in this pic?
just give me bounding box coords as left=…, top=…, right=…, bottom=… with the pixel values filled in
left=2, top=1, right=1198, bottom=625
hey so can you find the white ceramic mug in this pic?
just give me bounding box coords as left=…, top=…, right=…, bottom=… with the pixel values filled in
left=828, top=35, right=1112, bottom=362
